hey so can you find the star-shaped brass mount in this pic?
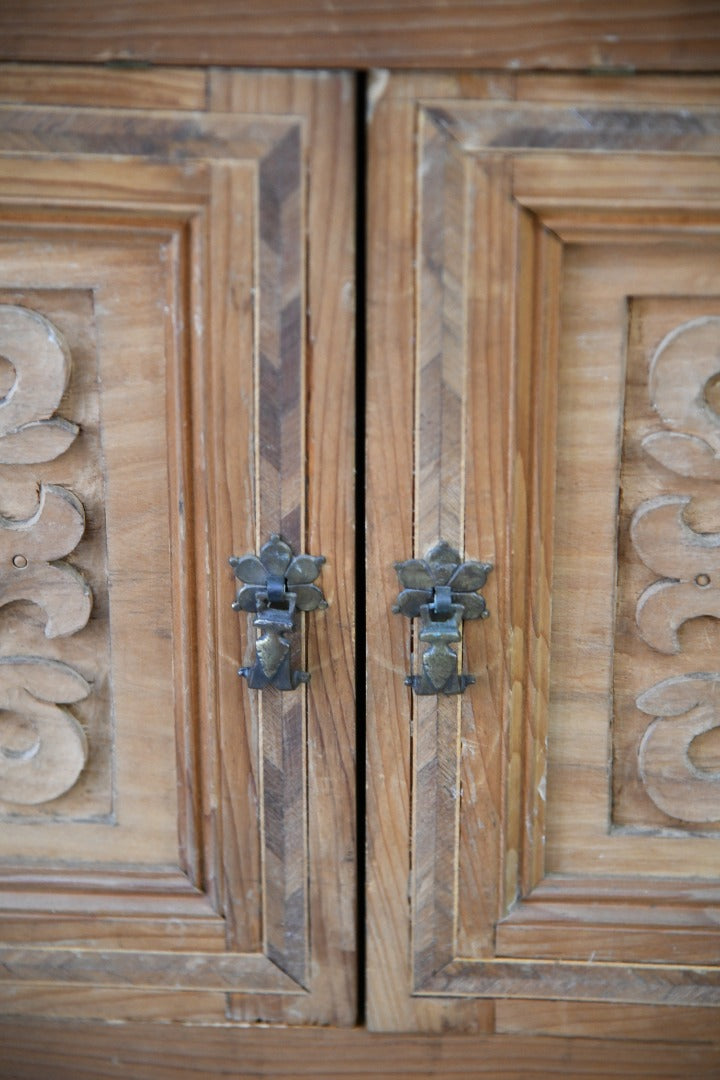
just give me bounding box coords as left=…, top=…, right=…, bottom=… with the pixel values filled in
left=230, top=534, right=327, bottom=690
left=393, top=540, right=492, bottom=695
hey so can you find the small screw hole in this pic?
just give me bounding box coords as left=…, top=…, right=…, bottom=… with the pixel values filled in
left=11, top=554, right=27, bottom=569
left=695, top=573, right=711, bottom=588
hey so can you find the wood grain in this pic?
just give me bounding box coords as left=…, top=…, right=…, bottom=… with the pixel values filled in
left=0, top=63, right=206, bottom=109
left=2, top=1021, right=720, bottom=1079
left=495, top=1000, right=720, bottom=1041
left=412, top=106, right=469, bottom=986
left=0, top=1, right=718, bottom=70
left=366, top=72, right=510, bottom=1033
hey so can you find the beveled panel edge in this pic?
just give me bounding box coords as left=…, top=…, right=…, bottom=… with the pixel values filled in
left=418, top=958, right=720, bottom=1006
left=0, top=946, right=305, bottom=994
left=419, top=100, right=720, bottom=156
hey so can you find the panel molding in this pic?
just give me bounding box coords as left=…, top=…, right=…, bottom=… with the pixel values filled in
left=499, top=198, right=720, bottom=986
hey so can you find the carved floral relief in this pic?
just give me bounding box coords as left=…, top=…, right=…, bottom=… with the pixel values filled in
left=0, top=304, right=93, bottom=808
left=619, top=312, right=720, bottom=828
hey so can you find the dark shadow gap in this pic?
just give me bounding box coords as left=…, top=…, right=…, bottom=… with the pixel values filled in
left=354, top=67, right=367, bottom=1028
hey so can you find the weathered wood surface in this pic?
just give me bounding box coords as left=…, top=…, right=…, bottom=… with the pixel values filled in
left=1, top=1021, right=720, bottom=1079
left=0, top=1, right=719, bottom=70
left=366, top=71, right=516, bottom=1034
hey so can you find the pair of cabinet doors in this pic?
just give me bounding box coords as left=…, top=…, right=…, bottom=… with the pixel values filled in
left=1, top=65, right=720, bottom=1040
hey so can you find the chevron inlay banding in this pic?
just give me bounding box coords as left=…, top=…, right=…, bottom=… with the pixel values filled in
left=252, top=125, right=309, bottom=986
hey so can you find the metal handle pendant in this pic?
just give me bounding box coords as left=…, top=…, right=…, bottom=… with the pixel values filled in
left=393, top=540, right=492, bottom=695
left=230, top=534, right=327, bottom=691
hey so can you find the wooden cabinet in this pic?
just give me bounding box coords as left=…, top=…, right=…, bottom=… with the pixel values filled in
left=1, top=53, right=720, bottom=1078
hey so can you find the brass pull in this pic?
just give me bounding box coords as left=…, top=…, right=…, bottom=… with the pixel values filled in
left=230, top=534, right=327, bottom=691
left=393, top=540, right=492, bottom=695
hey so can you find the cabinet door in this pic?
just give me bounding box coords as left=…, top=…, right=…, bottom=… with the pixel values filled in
left=367, top=73, right=720, bottom=1034
left=0, top=67, right=356, bottom=1026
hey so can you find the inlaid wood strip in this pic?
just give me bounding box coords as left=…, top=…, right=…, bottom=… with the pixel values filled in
left=407, top=111, right=507, bottom=989
left=0, top=946, right=303, bottom=993
left=255, top=121, right=308, bottom=988
left=411, top=112, right=471, bottom=986
left=423, top=958, right=720, bottom=1006
left=419, top=102, right=720, bottom=156
left=0, top=105, right=296, bottom=164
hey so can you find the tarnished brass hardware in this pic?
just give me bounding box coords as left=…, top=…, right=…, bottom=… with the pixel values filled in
left=230, top=534, right=327, bottom=691
left=393, top=540, right=492, bottom=695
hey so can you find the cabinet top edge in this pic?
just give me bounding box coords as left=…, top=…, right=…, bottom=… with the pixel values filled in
left=0, top=2, right=719, bottom=73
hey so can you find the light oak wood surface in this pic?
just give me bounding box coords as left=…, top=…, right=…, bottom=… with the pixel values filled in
left=2, top=1020, right=720, bottom=1079
left=0, top=1, right=718, bottom=70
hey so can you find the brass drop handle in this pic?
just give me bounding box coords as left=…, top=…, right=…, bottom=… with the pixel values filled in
left=393, top=540, right=492, bottom=695
left=230, top=534, right=327, bottom=691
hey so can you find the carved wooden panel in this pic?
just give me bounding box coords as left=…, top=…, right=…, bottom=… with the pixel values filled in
left=0, top=290, right=110, bottom=822
left=0, top=302, right=97, bottom=814
left=367, top=75, right=720, bottom=1032
left=0, top=657, right=90, bottom=804
left=615, top=299, right=720, bottom=832
left=0, top=69, right=355, bottom=1026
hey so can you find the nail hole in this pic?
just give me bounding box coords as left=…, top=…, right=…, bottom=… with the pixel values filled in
left=11, top=554, right=27, bottom=569
left=695, top=573, right=711, bottom=587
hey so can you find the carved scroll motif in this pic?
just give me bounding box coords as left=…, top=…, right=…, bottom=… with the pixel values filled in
left=0, top=305, right=79, bottom=463
left=0, top=657, right=90, bottom=805
left=0, top=304, right=92, bottom=807
left=632, top=495, right=720, bottom=654
left=629, top=315, right=720, bottom=823
left=642, top=316, right=720, bottom=480
left=637, top=675, right=720, bottom=823
left=0, top=483, right=91, bottom=636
